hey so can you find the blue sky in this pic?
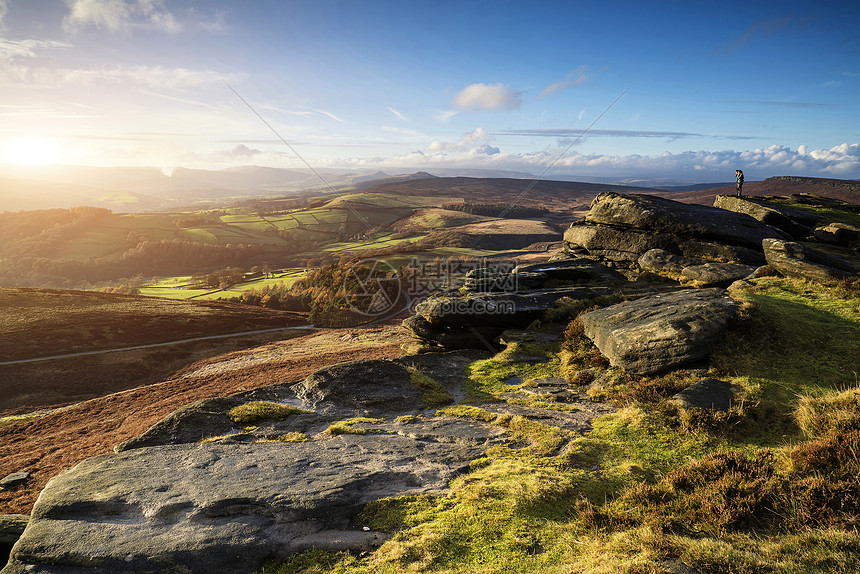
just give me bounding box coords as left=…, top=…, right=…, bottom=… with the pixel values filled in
left=1, top=0, right=858, bottom=181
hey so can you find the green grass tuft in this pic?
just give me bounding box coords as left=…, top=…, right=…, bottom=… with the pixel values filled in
left=324, top=417, right=385, bottom=436
left=226, top=401, right=312, bottom=424
left=408, top=368, right=453, bottom=407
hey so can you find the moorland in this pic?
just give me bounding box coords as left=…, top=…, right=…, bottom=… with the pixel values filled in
left=1, top=173, right=860, bottom=573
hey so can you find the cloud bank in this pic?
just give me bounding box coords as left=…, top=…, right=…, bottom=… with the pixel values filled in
left=63, top=0, right=181, bottom=34
left=453, top=83, right=523, bottom=111
left=337, top=141, right=860, bottom=181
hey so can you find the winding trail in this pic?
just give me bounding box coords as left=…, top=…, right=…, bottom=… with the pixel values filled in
left=0, top=326, right=316, bottom=366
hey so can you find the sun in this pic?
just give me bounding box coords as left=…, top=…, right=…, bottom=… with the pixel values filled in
left=2, top=136, right=63, bottom=166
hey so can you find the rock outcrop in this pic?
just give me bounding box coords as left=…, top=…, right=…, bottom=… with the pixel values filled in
left=403, top=286, right=615, bottom=351
left=762, top=238, right=858, bottom=284
left=713, top=195, right=824, bottom=239
left=7, top=435, right=497, bottom=574
left=638, top=249, right=755, bottom=287
left=564, top=193, right=783, bottom=267
left=5, top=355, right=512, bottom=574
left=578, top=288, right=739, bottom=374
left=814, top=222, right=860, bottom=248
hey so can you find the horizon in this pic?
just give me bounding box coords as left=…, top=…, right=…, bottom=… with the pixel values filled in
left=1, top=1, right=859, bottom=183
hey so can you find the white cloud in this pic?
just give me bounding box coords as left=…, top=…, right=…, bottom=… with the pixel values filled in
left=0, top=0, right=10, bottom=27
left=225, top=144, right=261, bottom=158
left=434, top=109, right=458, bottom=122
left=539, top=66, right=589, bottom=98
left=425, top=127, right=499, bottom=155
left=63, top=0, right=182, bottom=34
left=335, top=142, right=860, bottom=181
left=55, top=65, right=241, bottom=89
left=387, top=107, right=408, bottom=122
left=313, top=108, right=344, bottom=123
left=0, top=38, right=71, bottom=61
left=453, top=83, right=522, bottom=111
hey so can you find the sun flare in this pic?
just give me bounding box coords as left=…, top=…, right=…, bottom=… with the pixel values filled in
left=2, top=136, right=62, bottom=166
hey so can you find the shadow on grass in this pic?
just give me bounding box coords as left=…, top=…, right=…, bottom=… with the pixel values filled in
left=712, top=282, right=860, bottom=445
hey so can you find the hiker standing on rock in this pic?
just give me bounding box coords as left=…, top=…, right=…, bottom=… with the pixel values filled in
left=735, top=169, right=744, bottom=197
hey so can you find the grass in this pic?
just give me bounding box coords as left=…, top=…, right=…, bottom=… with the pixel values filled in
left=226, top=401, right=312, bottom=424
left=258, top=275, right=860, bottom=574
left=0, top=412, right=49, bottom=427
left=408, top=369, right=453, bottom=407
left=324, top=417, right=385, bottom=436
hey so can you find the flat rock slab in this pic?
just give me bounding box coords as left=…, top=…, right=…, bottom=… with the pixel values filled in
left=579, top=288, right=739, bottom=374
left=713, top=195, right=821, bottom=238
left=679, top=262, right=755, bottom=287
left=512, top=259, right=627, bottom=285
left=814, top=222, right=860, bottom=248
left=763, top=238, right=857, bottom=284
left=415, top=286, right=615, bottom=329
left=0, top=514, right=28, bottom=545
left=0, top=473, right=29, bottom=491
left=292, top=359, right=424, bottom=416
left=6, top=421, right=505, bottom=574
left=565, top=222, right=767, bottom=267
left=670, top=378, right=734, bottom=411
left=585, top=193, right=783, bottom=249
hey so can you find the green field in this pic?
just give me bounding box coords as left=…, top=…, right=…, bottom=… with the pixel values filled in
left=140, top=269, right=308, bottom=300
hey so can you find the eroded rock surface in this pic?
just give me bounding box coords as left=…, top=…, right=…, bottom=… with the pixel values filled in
left=6, top=431, right=501, bottom=574
left=670, top=378, right=735, bottom=411
left=713, top=195, right=823, bottom=239
left=404, top=286, right=615, bottom=350
left=564, top=193, right=781, bottom=267
left=579, top=288, right=739, bottom=374
left=8, top=347, right=611, bottom=574
left=762, top=238, right=857, bottom=284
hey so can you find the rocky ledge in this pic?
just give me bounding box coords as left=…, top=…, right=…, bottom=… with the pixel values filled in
left=3, top=351, right=611, bottom=574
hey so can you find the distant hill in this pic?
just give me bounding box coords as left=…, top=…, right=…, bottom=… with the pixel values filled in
left=655, top=176, right=860, bottom=206
left=0, top=165, right=405, bottom=212
left=347, top=176, right=656, bottom=212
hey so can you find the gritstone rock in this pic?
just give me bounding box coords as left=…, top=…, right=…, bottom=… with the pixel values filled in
left=511, top=259, right=626, bottom=285
left=637, top=249, right=755, bottom=287
left=564, top=193, right=781, bottom=266
left=762, top=238, right=858, bottom=284
left=291, top=359, right=425, bottom=416
left=713, top=195, right=823, bottom=239
left=670, top=378, right=735, bottom=411
left=578, top=288, right=739, bottom=374
left=415, top=286, right=614, bottom=329
left=814, top=222, right=860, bottom=248
left=0, top=473, right=29, bottom=491
left=5, top=429, right=503, bottom=574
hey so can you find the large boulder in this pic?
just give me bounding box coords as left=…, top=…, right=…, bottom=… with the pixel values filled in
left=565, top=223, right=767, bottom=267
left=762, top=238, right=857, bottom=284
left=584, top=193, right=783, bottom=248
left=579, top=288, right=739, bottom=374
left=637, top=249, right=755, bottom=287
left=292, top=359, right=425, bottom=416
left=115, top=396, right=246, bottom=452
left=415, top=286, right=615, bottom=330
left=814, top=222, right=860, bottom=248
left=564, top=193, right=782, bottom=267
left=713, top=195, right=824, bottom=238
left=5, top=427, right=503, bottom=574
left=512, top=259, right=627, bottom=285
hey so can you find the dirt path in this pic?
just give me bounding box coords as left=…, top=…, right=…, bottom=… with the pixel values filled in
left=0, top=324, right=410, bottom=515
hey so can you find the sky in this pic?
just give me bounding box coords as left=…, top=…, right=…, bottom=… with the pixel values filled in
left=1, top=0, right=859, bottom=182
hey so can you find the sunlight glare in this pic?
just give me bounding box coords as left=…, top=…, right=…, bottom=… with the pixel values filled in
left=2, top=136, right=62, bottom=166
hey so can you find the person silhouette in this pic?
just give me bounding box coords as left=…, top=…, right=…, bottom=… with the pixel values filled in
left=735, top=169, right=744, bottom=197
